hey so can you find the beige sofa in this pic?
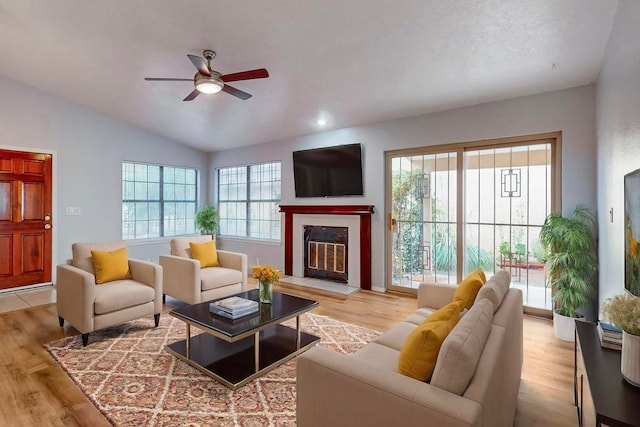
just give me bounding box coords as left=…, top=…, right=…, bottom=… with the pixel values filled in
left=297, top=270, right=523, bottom=427
left=159, top=235, right=248, bottom=304
left=56, top=241, right=163, bottom=346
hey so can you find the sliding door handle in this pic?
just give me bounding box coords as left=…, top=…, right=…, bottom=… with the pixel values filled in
left=387, top=214, right=397, bottom=231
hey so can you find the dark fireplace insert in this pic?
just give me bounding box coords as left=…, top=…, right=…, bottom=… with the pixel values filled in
left=303, top=225, right=348, bottom=283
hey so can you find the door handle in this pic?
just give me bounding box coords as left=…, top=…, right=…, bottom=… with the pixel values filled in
left=44, top=224, right=51, bottom=230
left=387, top=214, right=397, bottom=231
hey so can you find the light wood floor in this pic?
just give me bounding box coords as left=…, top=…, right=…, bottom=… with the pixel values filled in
left=0, top=284, right=577, bottom=427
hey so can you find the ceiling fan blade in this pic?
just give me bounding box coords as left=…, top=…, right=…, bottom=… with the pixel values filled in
left=187, top=54, right=211, bottom=76
left=222, top=84, right=252, bottom=100
left=220, top=68, right=269, bottom=82
left=183, top=89, right=200, bottom=101
left=144, top=78, right=193, bottom=81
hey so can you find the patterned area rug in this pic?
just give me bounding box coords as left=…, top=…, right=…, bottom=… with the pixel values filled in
left=45, top=313, right=380, bottom=426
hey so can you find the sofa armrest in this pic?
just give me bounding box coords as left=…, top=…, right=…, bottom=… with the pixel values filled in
left=55, top=264, right=96, bottom=334
left=297, top=347, right=482, bottom=427
left=129, top=259, right=163, bottom=314
left=417, top=283, right=457, bottom=309
left=217, top=250, right=248, bottom=290
left=159, top=255, right=201, bottom=304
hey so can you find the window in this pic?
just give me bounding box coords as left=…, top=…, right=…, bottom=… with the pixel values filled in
left=218, top=162, right=281, bottom=240
left=386, top=132, right=560, bottom=314
left=122, top=162, right=198, bottom=239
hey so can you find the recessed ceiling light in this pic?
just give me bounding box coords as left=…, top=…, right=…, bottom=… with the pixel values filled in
left=317, top=118, right=327, bottom=126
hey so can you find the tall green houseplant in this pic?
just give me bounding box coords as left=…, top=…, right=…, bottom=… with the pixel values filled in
left=195, top=205, right=219, bottom=236
left=539, top=205, right=597, bottom=318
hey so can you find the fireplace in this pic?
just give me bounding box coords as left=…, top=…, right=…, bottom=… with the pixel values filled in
left=304, top=225, right=348, bottom=283
left=279, top=205, right=374, bottom=290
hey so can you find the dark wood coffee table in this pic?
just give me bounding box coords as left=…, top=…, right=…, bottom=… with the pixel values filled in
left=166, top=289, right=320, bottom=390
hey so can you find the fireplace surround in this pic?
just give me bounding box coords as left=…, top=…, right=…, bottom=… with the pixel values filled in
left=279, top=205, right=375, bottom=290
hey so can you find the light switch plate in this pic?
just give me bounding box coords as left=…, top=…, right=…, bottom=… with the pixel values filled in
left=66, top=207, right=81, bottom=215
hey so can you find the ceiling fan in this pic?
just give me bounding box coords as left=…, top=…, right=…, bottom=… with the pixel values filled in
left=144, top=49, right=269, bottom=101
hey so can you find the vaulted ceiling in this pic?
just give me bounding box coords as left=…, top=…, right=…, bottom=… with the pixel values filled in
left=0, top=0, right=618, bottom=152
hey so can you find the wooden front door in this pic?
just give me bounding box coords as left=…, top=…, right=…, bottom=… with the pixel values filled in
left=0, top=149, right=52, bottom=290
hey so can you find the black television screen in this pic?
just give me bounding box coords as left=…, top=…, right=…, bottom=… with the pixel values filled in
left=625, top=168, right=640, bottom=296
left=293, top=143, right=364, bottom=197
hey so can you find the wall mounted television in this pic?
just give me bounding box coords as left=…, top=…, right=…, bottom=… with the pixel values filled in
left=293, top=143, right=364, bottom=197
left=624, top=168, right=640, bottom=296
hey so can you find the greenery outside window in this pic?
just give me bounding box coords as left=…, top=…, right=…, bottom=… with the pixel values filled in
left=122, top=162, right=198, bottom=239
left=218, top=161, right=281, bottom=240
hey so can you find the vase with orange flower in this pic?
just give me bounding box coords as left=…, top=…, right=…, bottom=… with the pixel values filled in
left=253, top=265, right=282, bottom=303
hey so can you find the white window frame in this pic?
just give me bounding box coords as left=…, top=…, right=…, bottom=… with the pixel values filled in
left=217, top=161, right=281, bottom=241
left=122, top=161, right=199, bottom=240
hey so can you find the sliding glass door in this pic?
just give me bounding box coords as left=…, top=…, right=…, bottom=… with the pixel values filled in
left=388, top=151, right=459, bottom=288
left=386, top=134, right=559, bottom=312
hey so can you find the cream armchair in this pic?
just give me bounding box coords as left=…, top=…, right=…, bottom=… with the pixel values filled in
left=159, top=235, right=247, bottom=304
left=56, top=241, right=163, bottom=346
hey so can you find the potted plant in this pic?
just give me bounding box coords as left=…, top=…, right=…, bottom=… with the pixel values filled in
left=195, top=205, right=219, bottom=237
left=499, top=241, right=511, bottom=259
left=539, top=205, right=597, bottom=342
left=601, top=294, right=640, bottom=386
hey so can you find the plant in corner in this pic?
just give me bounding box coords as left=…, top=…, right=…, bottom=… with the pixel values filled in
left=195, top=205, right=219, bottom=237
left=539, top=205, right=598, bottom=342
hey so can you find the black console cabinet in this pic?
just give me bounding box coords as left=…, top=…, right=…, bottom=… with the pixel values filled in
left=574, top=321, right=640, bottom=426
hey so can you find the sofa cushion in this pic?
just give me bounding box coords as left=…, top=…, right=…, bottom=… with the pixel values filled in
left=474, top=270, right=511, bottom=311
left=453, top=269, right=487, bottom=310
left=91, top=247, right=132, bottom=284
left=190, top=241, right=220, bottom=268
left=94, top=280, right=155, bottom=315
left=170, top=235, right=212, bottom=258
left=397, top=301, right=461, bottom=381
left=491, top=269, right=511, bottom=296
left=352, top=342, right=400, bottom=370
left=431, top=298, right=494, bottom=395
left=373, top=322, right=418, bottom=351
left=403, top=308, right=437, bottom=325
left=72, top=241, right=127, bottom=275
left=201, top=267, right=243, bottom=291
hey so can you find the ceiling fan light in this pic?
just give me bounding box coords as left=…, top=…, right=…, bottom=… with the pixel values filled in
left=196, top=79, right=223, bottom=94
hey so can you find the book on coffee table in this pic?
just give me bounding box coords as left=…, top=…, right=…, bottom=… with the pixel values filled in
left=209, top=296, right=259, bottom=319
left=209, top=306, right=258, bottom=319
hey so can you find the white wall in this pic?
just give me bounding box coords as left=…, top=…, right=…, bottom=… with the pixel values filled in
left=211, top=85, right=597, bottom=290
left=0, top=76, right=209, bottom=270
left=596, top=0, right=640, bottom=306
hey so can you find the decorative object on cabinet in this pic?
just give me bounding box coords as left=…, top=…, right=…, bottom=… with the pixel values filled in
left=601, top=294, right=640, bottom=386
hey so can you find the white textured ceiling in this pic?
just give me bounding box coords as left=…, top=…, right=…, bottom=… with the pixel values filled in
left=0, top=0, right=618, bottom=152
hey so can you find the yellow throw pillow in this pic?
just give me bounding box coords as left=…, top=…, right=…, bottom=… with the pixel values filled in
left=398, top=301, right=461, bottom=381
left=476, top=269, right=487, bottom=284
left=452, top=269, right=486, bottom=310
left=91, top=247, right=132, bottom=284
left=430, top=299, right=465, bottom=320
left=189, top=240, right=220, bottom=268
